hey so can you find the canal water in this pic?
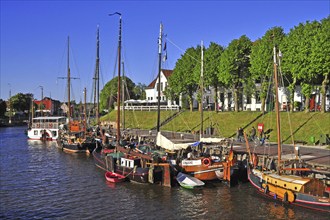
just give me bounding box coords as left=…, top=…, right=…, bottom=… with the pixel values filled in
left=0, top=126, right=328, bottom=219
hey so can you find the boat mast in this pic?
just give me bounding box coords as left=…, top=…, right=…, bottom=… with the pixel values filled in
left=84, top=87, right=87, bottom=138
left=273, top=46, right=282, bottom=175
left=200, top=41, right=204, bottom=140
left=157, top=23, right=163, bottom=133
left=94, top=26, right=100, bottom=126
left=109, top=12, right=122, bottom=145
left=122, top=61, right=125, bottom=130
left=8, top=85, right=12, bottom=124
left=67, top=36, right=71, bottom=125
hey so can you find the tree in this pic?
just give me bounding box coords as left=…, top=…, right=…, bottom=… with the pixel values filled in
left=10, top=93, right=33, bottom=113
left=310, top=16, right=330, bottom=113
left=249, top=27, right=286, bottom=113
left=100, top=76, right=135, bottom=111
left=204, top=42, right=224, bottom=112
left=218, top=35, right=252, bottom=112
left=0, top=99, right=6, bottom=117
left=168, top=46, right=201, bottom=111
left=281, top=20, right=323, bottom=112
left=133, top=83, right=147, bottom=100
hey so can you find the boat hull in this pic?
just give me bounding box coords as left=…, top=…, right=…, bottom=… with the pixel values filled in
left=181, top=159, right=224, bottom=181
left=177, top=172, right=205, bottom=189
left=248, top=166, right=330, bottom=213
left=105, top=171, right=126, bottom=183
left=92, top=147, right=162, bottom=184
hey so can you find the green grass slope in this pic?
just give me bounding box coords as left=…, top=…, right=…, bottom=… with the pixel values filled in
left=101, top=110, right=330, bottom=145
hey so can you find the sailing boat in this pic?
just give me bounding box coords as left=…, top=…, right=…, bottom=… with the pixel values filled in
left=247, top=46, right=330, bottom=212
left=92, top=16, right=167, bottom=185
left=177, top=42, right=239, bottom=185
left=57, top=37, right=95, bottom=154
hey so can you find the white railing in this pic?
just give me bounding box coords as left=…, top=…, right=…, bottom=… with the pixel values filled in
left=115, top=105, right=180, bottom=111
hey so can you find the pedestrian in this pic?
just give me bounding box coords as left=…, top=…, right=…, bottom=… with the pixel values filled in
left=250, top=126, right=256, bottom=141
left=237, top=127, right=244, bottom=142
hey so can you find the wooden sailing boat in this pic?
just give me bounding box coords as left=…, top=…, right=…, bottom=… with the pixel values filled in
left=178, top=42, right=238, bottom=184
left=58, top=37, right=95, bottom=154
left=247, top=46, right=330, bottom=212
left=92, top=16, right=167, bottom=185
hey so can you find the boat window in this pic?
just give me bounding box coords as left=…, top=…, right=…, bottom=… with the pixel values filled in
left=284, top=184, right=286, bottom=187
left=34, top=130, right=38, bottom=135
left=295, top=187, right=297, bottom=190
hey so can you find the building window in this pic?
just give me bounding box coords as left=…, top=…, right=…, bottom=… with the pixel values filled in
left=161, top=82, right=163, bottom=91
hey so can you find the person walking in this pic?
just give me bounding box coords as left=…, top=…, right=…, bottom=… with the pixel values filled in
left=250, top=126, right=256, bottom=141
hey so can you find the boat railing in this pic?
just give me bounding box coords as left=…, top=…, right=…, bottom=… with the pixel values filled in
left=31, top=121, right=60, bottom=129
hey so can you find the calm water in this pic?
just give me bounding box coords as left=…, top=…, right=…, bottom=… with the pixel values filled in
left=0, top=126, right=328, bottom=220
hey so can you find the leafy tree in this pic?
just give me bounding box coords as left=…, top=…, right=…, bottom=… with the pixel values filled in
left=168, top=46, right=201, bottom=112
left=310, top=16, right=330, bottom=113
left=282, top=20, right=323, bottom=112
left=249, top=27, right=286, bottom=113
left=0, top=99, right=6, bottom=117
left=133, top=83, right=146, bottom=100
left=204, top=42, right=224, bottom=112
left=100, top=76, right=135, bottom=111
left=10, top=93, right=33, bottom=113
left=218, top=35, right=252, bottom=112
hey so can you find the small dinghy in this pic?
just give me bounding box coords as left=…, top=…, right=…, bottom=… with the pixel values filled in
left=105, top=171, right=126, bottom=183
left=176, top=172, right=205, bottom=189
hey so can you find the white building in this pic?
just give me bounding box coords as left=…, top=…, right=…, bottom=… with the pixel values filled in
left=145, top=69, right=178, bottom=107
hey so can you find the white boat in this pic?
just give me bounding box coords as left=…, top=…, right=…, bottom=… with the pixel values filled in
left=27, top=116, right=67, bottom=141
left=176, top=172, right=205, bottom=189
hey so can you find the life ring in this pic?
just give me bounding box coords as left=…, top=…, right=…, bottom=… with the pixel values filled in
left=49, top=123, right=53, bottom=128
left=202, top=158, right=211, bottom=167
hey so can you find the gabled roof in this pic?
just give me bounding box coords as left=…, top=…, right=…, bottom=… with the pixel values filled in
left=147, top=69, right=173, bottom=89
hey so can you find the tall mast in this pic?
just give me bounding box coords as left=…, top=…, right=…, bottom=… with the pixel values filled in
left=94, top=26, right=100, bottom=125
left=109, top=12, right=122, bottom=145
left=8, top=85, right=11, bottom=124
left=273, top=46, right=282, bottom=175
left=200, top=41, right=204, bottom=140
left=84, top=87, right=87, bottom=138
left=157, top=23, right=163, bottom=133
left=67, top=36, right=71, bottom=124
left=122, top=61, right=125, bottom=130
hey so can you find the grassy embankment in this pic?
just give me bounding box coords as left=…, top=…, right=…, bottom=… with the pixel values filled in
left=101, top=110, right=330, bottom=145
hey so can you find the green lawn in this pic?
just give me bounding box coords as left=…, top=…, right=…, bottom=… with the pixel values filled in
left=101, top=110, right=330, bottom=145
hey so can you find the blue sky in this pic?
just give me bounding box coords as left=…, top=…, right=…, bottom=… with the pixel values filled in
left=1, top=0, right=329, bottom=102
